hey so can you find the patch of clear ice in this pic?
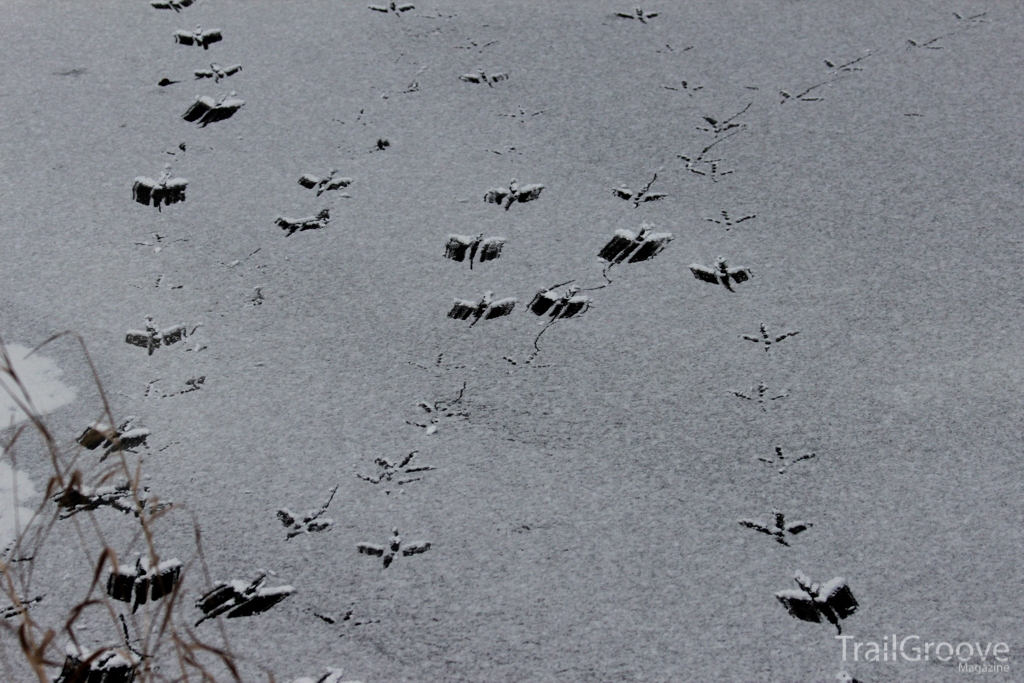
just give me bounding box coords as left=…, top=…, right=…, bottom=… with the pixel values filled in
left=0, top=462, right=38, bottom=551
left=1, top=343, right=77, bottom=427
left=1, top=343, right=75, bottom=550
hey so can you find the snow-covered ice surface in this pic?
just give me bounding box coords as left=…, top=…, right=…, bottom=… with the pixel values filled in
left=1, top=2, right=1023, bottom=682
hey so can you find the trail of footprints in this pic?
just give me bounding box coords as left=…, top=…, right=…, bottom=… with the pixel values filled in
left=50, top=5, right=991, bottom=681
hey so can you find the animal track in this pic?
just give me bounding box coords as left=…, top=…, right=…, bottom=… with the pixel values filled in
left=195, top=575, right=293, bottom=625
left=220, top=247, right=262, bottom=272
left=177, top=375, right=206, bottom=394
left=907, top=13, right=986, bottom=50
left=527, top=283, right=592, bottom=322
left=76, top=417, right=136, bottom=450
left=662, top=79, right=703, bottom=95
left=55, top=646, right=136, bottom=683
left=144, top=274, right=183, bottom=291
left=0, top=595, right=43, bottom=619
left=444, top=234, right=505, bottom=269
left=739, top=509, right=812, bottom=546
left=503, top=226, right=671, bottom=365
left=194, top=63, right=242, bottom=82
left=656, top=44, right=692, bottom=54
left=53, top=479, right=167, bottom=519
left=905, top=37, right=944, bottom=50
left=388, top=66, right=426, bottom=96
left=77, top=417, right=150, bottom=460
left=597, top=224, right=674, bottom=266
left=277, top=485, right=337, bottom=539
left=678, top=129, right=741, bottom=180
left=741, top=322, right=799, bottom=352
left=823, top=52, right=871, bottom=74
left=133, top=232, right=188, bottom=253
left=615, top=7, right=659, bottom=23
left=125, top=316, right=187, bottom=355
left=460, top=68, right=509, bottom=86
left=612, top=173, right=667, bottom=207
left=114, top=610, right=150, bottom=658
left=503, top=283, right=594, bottom=365
left=483, top=178, right=544, bottom=209
left=731, top=381, right=788, bottom=410
left=312, top=603, right=381, bottom=635
left=409, top=352, right=465, bottom=376
left=689, top=257, right=752, bottom=291
left=298, top=170, right=353, bottom=196
left=132, top=165, right=188, bottom=209
left=357, top=528, right=431, bottom=569
left=53, top=7, right=980, bottom=670
left=775, top=570, right=858, bottom=633
left=680, top=156, right=733, bottom=179
left=447, top=292, right=517, bottom=326
left=163, top=141, right=187, bottom=157
left=107, top=557, right=182, bottom=613
left=952, top=10, right=988, bottom=23
left=277, top=208, right=330, bottom=236
left=182, top=92, right=245, bottom=126
left=357, top=450, right=435, bottom=487
left=144, top=375, right=206, bottom=399
left=758, top=445, right=815, bottom=474
left=498, top=106, right=543, bottom=122
left=704, top=210, right=755, bottom=229
left=487, top=146, right=520, bottom=158
left=173, top=26, right=222, bottom=49
left=406, top=382, right=467, bottom=434
left=293, top=668, right=357, bottom=683
left=151, top=0, right=194, bottom=10
left=455, top=40, right=499, bottom=53
left=369, top=2, right=415, bottom=16
left=780, top=81, right=830, bottom=103
left=696, top=102, right=752, bottom=135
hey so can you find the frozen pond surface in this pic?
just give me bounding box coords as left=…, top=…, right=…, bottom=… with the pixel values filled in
left=1, top=2, right=1022, bottom=681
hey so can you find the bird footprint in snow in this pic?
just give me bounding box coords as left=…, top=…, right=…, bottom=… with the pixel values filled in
left=357, top=528, right=431, bottom=569
left=738, top=509, right=812, bottom=546
left=277, top=486, right=337, bottom=539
